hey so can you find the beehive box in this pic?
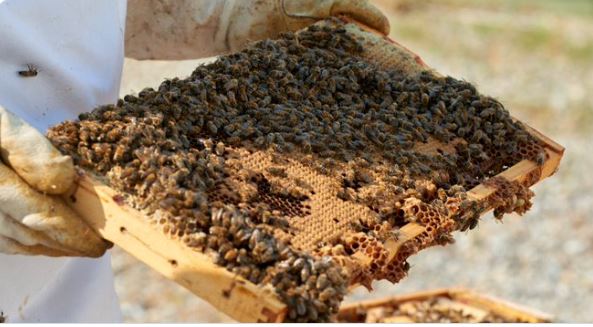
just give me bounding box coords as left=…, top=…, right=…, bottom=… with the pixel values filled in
left=338, top=288, right=553, bottom=323
left=50, top=18, right=564, bottom=322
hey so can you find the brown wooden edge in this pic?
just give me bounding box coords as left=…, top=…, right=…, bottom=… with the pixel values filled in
left=337, top=287, right=553, bottom=322
left=449, top=288, right=553, bottom=323
left=338, top=288, right=452, bottom=322
left=62, top=174, right=286, bottom=323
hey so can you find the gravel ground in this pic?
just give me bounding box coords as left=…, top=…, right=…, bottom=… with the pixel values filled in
left=112, top=0, right=593, bottom=322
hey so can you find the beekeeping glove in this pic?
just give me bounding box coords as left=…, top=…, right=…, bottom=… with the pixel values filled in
left=125, top=0, right=390, bottom=60
left=0, top=106, right=108, bottom=257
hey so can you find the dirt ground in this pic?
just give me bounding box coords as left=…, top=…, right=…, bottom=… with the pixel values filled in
left=112, top=0, right=593, bottom=322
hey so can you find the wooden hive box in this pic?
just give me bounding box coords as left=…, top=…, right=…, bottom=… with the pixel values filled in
left=59, top=18, right=564, bottom=322
left=337, top=288, right=553, bottom=323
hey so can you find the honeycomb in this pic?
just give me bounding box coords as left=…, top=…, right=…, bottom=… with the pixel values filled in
left=47, top=19, right=546, bottom=322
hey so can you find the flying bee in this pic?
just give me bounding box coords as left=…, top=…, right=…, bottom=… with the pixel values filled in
left=18, top=64, right=38, bottom=77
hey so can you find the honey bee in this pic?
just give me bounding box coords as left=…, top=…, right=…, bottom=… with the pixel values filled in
left=459, top=211, right=480, bottom=232
left=316, top=273, right=330, bottom=290
left=318, top=287, right=337, bottom=301
left=18, top=64, right=38, bottom=77
left=535, top=151, right=547, bottom=166
left=206, top=121, right=218, bottom=134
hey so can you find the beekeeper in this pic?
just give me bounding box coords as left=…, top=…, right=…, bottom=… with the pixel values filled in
left=0, top=0, right=388, bottom=322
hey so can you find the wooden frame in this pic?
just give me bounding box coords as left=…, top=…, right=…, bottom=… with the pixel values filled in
left=337, top=288, right=553, bottom=323
left=60, top=20, right=564, bottom=322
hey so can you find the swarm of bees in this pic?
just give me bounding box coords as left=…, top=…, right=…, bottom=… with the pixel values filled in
left=48, top=20, right=544, bottom=322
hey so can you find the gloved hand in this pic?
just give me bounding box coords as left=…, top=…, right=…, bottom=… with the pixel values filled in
left=0, top=106, right=108, bottom=257
left=125, top=0, right=390, bottom=60
left=272, top=0, right=390, bottom=34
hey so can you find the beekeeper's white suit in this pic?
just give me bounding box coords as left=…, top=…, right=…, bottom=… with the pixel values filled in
left=0, top=0, right=388, bottom=322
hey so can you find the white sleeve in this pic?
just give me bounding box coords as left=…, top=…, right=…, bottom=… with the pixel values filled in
left=125, top=0, right=291, bottom=60
left=0, top=0, right=125, bottom=322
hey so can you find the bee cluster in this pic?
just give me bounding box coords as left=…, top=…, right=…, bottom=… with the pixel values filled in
left=342, top=296, right=515, bottom=323
left=484, top=176, right=535, bottom=220
left=48, top=20, right=543, bottom=322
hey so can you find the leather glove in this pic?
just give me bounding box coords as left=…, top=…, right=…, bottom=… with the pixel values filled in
left=0, top=106, right=108, bottom=257
left=125, top=0, right=390, bottom=60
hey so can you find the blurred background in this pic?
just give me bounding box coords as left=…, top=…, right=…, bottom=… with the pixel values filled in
left=114, top=0, right=593, bottom=322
